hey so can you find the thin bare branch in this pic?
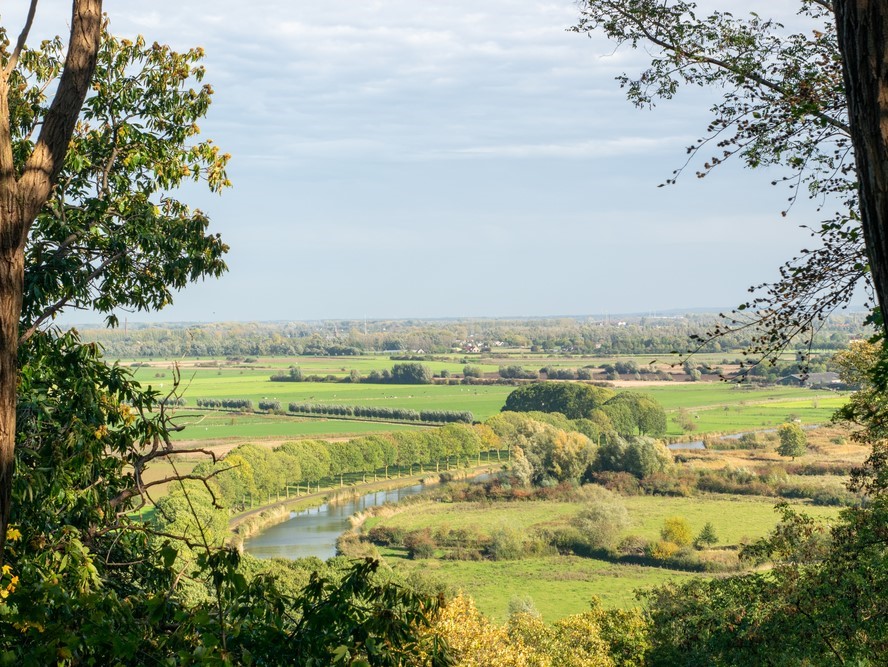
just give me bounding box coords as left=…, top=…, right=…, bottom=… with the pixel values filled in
left=109, top=467, right=233, bottom=510
left=611, top=4, right=850, bottom=135
left=4, top=0, right=40, bottom=77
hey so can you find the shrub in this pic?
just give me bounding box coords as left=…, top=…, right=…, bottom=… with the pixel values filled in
left=404, top=530, right=436, bottom=559
left=498, top=365, right=538, bottom=380
left=540, top=526, right=587, bottom=555
left=462, top=365, right=483, bottom=378
left=508, top=595, right=541, bottom=618
left=618, top=534, right=650, bottom=556
left=367, top=524, right=405, bottom=547
left=660, top=517, right=693, bottom=547
left=647, top=540, right=680, bottom=560
left=488, top=526, right=528, bottom=561
left=571, top=487, right=630, bottom=550
left=695, top=522, right=719, bottom=548
left=588, top=471, right=642, bottom=495
left=639, top=472, right=694, bottom=497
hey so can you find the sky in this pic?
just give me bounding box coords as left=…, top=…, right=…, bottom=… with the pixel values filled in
left=13, top=1, right=848, bottom=322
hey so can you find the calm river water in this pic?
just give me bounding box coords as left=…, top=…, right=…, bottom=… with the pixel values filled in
left=242, top=483, right=427, bottom=561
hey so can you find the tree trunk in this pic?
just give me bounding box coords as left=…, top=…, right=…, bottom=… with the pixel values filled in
left=834, top=1, right=888, bottom=329
left=0, top=0, right=103, bottom=562
left=0, top=246, right=23, bottom=554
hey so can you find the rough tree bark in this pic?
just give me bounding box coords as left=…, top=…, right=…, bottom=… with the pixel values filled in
left=0, top=0, right=103, bottom=558
left=834, top=0, right=888, bottom=329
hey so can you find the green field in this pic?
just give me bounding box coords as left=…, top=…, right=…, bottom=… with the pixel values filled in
left=124, top=356, right=849, bottom=443
left=167, top=410, right=424, bottom=441
left=371, top=494, right=842, bottom=621
left=378, top=553, right=697, bottom=621
left=375, top=495, right=841, bottom=550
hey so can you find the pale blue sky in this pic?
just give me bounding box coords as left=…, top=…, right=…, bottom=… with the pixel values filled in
left=17, top=1, right=841, bottom=321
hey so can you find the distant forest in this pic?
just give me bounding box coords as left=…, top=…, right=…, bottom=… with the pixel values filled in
left=78, top=313, right=870, bottom=359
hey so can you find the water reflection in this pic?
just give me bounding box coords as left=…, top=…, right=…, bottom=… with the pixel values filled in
left=243, top=483, right=426, bottom=561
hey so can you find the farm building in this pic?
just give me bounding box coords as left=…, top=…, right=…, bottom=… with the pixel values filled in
left=779, top=372, right=843, bottom=388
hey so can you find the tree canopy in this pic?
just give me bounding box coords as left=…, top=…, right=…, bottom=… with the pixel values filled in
left=502, top=382, right=614, bottom=419
left=573, top=0, right=872, bottom=364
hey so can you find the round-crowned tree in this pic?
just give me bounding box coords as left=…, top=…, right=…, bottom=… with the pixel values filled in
left=502, top=382, right=614, bottom=419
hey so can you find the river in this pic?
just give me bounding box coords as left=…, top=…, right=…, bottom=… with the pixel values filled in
left=242, top=482, right=428, bottom=561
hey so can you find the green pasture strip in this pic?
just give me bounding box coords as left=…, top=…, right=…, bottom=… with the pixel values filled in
left=379, top=553, right=696, bottom=621
left=125, top=355, right=504, bottom=378
left=372, top=493, right=842, bottom=620
left=127, top=359, right=849, bottom=439
left=620, top=495, right=841, bottom=545
left=379, top=501, right=580, bottom=534
left=162, top=381, right=513, bottom=422
left=633, top=384, right=842, bottom=410
left=664, top=396, right=847, bottom=436
left=375, top=495, right=841, bottom=551
left=167, top=411, right=419, bottom=441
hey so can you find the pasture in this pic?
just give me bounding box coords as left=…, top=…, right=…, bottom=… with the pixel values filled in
left=120, top=356, right=850, bottom=443
left=378, top=553, right=697, bottom=620
left=371, top=494, right=842, bottom=621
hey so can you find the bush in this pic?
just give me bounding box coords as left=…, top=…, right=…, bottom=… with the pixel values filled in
left=404, top=530, right=436, bottom=559
left=488, top=526, right=528, bottom=561
left=571, top=487, right=630, bottom=550
left=508, top=595, right=541, bottom=618
left=618, top=535, right=650, bottom=556
left=647, top=540, right=680, bottom=560
left=660, top=517, right=693, bottom=547
left=639, top=472, right=694, bottom=497
left=588, top=471, right=642, bottom=495
left=367, top=524, right=405, bottom=547
left=498, top=365, right=538, bottom=380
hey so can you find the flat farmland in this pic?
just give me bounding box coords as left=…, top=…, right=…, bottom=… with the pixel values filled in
left=128, top=356, right=504, bottom=379
left=371, top=494, right=841, bottom=621
left=127, top=364, right=514, bottom=420
left=123, top=357, right=849, bottom=443
left=375, top=553, right=696, bottom=620
left=166, top=410, right=423, bottom=441
left=631, top=383, right=841, bottom=410
left=629, top=384, right=848, bottom=436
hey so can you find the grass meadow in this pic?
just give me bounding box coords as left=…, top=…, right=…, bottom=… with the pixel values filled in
left=378, top=552, right=697, bottom=620
left=370, top=494, right=842, bottom=621
left=121, top=355, right=849, bottom=443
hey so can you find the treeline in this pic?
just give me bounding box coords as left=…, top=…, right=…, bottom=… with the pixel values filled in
left=288, top=403, right=473, bottom=424
left=158, top=396, right=187, bottom=406
left=540, top=365, right=594, bottom=380
left=176, top=424, right=502, bottom=513
left=195, top=398, right=254, bottom=410
left=79, top=312, right=870, bottom=359
left=271, top=362, right=434, bottom=385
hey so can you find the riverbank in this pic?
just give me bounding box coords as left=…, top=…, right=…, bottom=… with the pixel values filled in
left=229, top=463, right=502, bottom=550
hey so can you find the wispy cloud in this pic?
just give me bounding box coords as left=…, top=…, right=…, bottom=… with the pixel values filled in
left=444, top=136, right=690, bottom=159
